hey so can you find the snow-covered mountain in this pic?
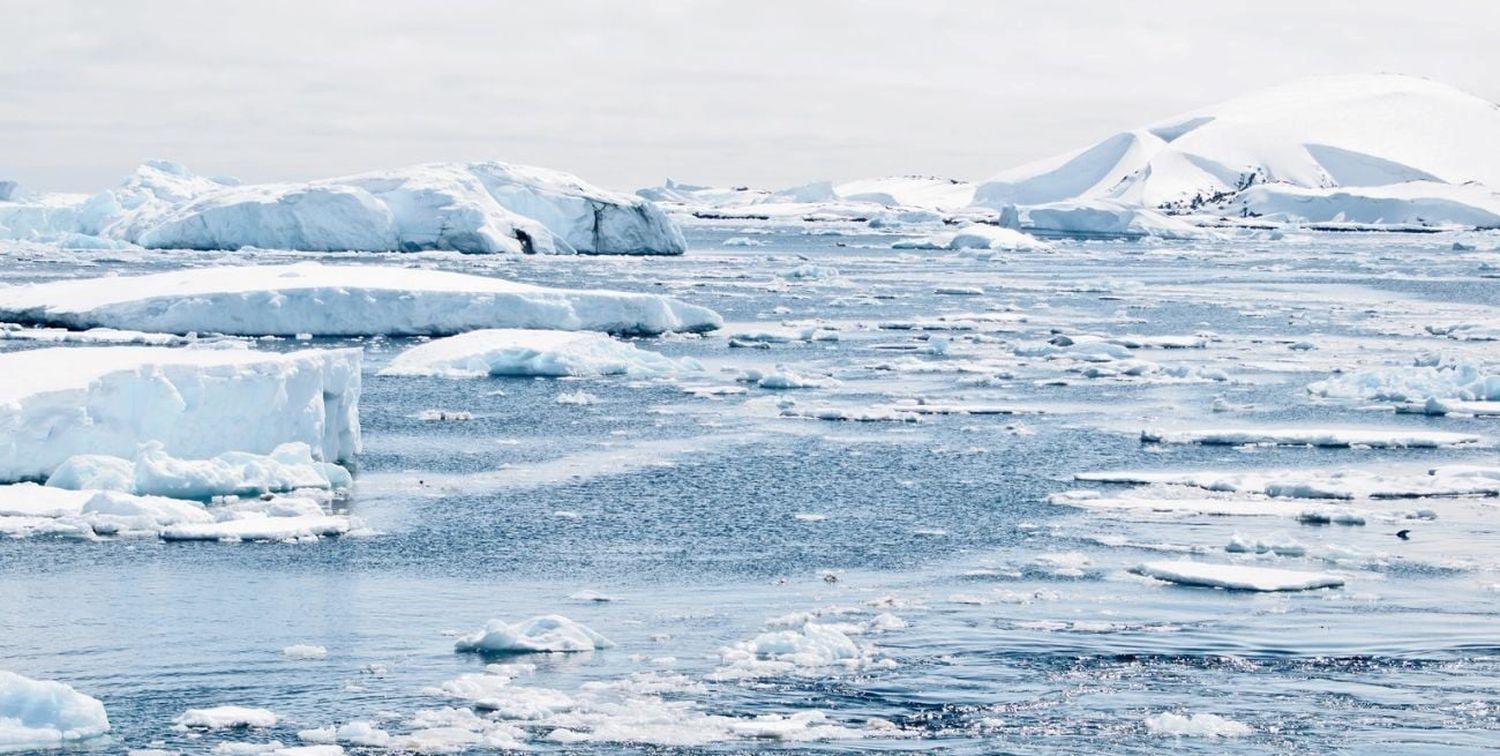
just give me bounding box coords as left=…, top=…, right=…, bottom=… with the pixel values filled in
left=973, top=74, right=1500, bottom=228
left=0, top=160, right=687, bottom=255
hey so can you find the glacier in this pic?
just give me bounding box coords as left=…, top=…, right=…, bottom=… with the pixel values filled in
left=0, top=262, right=722, bottom=337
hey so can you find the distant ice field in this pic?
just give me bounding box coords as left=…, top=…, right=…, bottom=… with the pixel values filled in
left=3, top=220, right=1500, bottom=753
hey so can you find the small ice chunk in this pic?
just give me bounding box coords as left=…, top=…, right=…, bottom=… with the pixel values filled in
left=0, top=670, right=111, bottom=749
left=1132, top=560, right=1343, bottom=592
left=281, top=645, right=328, bottom=660
left=454, top=615, right=613, bottom=654
left=1145, top=712, right=1252, bottom=737
left=173, top=705, right=279, bottom=730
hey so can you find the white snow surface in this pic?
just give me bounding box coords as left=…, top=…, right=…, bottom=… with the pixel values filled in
left=1132, top=560, right=1345, bottom=592
left=173, top=705, right=279, bottom=730
left=0, top=262, right=722, bottom=336
left=0, top=346, right=360, bottom=483
left=46, top=442, right=350, bottom=499
left=0, top=670, right=111, bottom=750
left=2, top=159, right=687, bottom=255
left=973, top=74, right=1500, bottom=227
left=453, top=615, right=614, bottom=654
left=381, top=329, right=699, bottom=379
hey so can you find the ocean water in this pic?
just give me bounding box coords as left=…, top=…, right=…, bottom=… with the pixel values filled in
left=3, top=224, right=1500, bottom=753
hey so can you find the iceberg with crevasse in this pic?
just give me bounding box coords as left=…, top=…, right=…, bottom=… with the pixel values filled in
left=381, top=328, right=701, bottom=379
left=0, top=345, right=360, bottom=484
left=0, top=159, right=686, bottom=255
left=0, top=262, right=722, bottom=336
left=0, top=670, right=111, bottom=751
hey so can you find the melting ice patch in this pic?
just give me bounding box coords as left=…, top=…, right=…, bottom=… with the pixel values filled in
left=453, top=615, right=613, bottom=654
left=1139, top=427, right=1481, bottom=448
left=0, top=670, right=111, bottom=751
left=381, top=328, right=698, bottom=379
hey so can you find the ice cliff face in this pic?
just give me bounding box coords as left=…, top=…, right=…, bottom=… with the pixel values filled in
left=2, top=160, right=687, bottom=255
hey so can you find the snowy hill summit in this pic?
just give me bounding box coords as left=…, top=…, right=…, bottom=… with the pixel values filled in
left=0, top=160, right=687, bottom=255
left=976, top=74, right=1500, bottom=230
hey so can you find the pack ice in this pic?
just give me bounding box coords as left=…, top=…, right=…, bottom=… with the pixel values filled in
left=0, top=346, right=360, bottom=483
left=0, top=262, right=722, bottom=336
left=0, top=160, right=687, bottom=255
left=973, top=74, right=1500, bottom=230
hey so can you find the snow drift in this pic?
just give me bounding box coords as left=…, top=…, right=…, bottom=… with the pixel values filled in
left=973, top=74, right=1500, bottom=230
left=0, top=159, right=686, bottom=255
left=0, top=262, right=722, bottom=336
left=0, top=346, right=361, bottom=483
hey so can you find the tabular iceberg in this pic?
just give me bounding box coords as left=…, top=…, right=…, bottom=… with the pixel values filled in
left=1, top=159, right=687, bottom=255
left=0, top=346, right=361, bottom=483
left=0, top=262, right=722, bottom=336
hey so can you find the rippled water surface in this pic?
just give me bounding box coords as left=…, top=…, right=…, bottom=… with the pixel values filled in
left=4, top=225, right=1500, bottom=753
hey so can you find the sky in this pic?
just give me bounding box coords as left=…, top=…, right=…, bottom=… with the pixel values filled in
left=4, top=0, right=1498, bottom=194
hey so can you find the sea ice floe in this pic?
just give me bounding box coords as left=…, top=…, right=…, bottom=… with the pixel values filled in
left=0, top=670, right=111, bottom=750
left=0, top=262, right=721, bottom=336
left=0, top=346, right=361, bottom=484
left=281, top=645, right=328, bottom=660
left=1139, top=427, right=1482, bottom=448
left=173, top=705, right=279, bottom=730
left=1131, top=560, right=1344, bottom=592
left=453, top=615, right=613, bottom=654
left=380, top=328, right=699, bottom=379
left=1076, top=466, right=1500, bottom=499
left=1144, top=711, right=1252, bottom=737
left=891, top=223, right=1048, bottom=252
left=1308, top=362, right=1500, bottom=403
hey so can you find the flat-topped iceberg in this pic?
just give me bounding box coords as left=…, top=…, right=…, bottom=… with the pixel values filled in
left=0, top=262, right=722, bottom=336
left=999, top=199, right=1208, bottom=239
left=381, top=329, right=700, bottom=379
left=1, top=159, right=686, bottom=255
left=1132, top=560, right=1344, bottom=592
left=0, top=670, right=110, bottom=750
left=0, top=346, right=360, bottom=483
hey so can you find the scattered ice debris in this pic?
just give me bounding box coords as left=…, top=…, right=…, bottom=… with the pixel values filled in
left=721, top=236, right=764, bottom=247
left=416, top=409, right=474, bottom=422
left=382, top=328, right=698, bottom=379
left=297, top=721, right=390, bottom=748
left=555, top=390, right=599, bottom=406
left=281, top=644, right=328, bottom=660
left=1076, top=465, right=1500, bottom=500
left=1131, top=560, right=1344, bottom=592
left=0, top=263, right=721, bottom=337
left=47, top=442, right=350, bottom=500
left=780, top=263, right=835, bottom=280
left=1225, top=534, right=1306, bottom=557
left=173, top=705, right=279, bottom=730
left=1139, top=428, right=1481, bottom=448
left=0, top=346, right=361, bottom=483
left=568, top=590, right=616, bottom=603
left=996, top=199, right=1208, bottom=240
left=453, top=615, right=613, bottom=654
left=891, top=224, right=1047, bottom=251
left=739, top=367, right=842, bottom=390
left=715, top=616, right=895, bottom=680
left=1145, top=712, right=1252, bottom=738
left=0, top=670, right=111, bottom=750
left=1308, top=362, right=1500, bottom=403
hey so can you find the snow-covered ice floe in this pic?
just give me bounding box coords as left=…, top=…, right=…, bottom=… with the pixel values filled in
left=0, top=482, right=354, bottom=542
left=1, top=159, right=687, bottom=254
left=890, top=223, right=1048, bottom=251
left=0, top=670, right=110, bottom=750
left=453, top=615, right=613, bottom=654
left=381, top=329, right=699, bottom=379
left=0, top=346, right=360, bottom=483
left=1145, top=712, right=1252, bottom=738
left=0, top=262, right=721, bottom=337
left=1308, top=362, right=1500, bottom=403
left=1131, top=560, right=1345, bottom=592
left=46, top=442, right=350, bottom=499
left=172, top=705, right=278, bottom=730
left=1139, top=427, right=1481, bottom=448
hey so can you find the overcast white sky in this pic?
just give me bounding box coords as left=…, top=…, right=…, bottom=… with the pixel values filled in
left=4, top=0, right=1498, bottom=194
